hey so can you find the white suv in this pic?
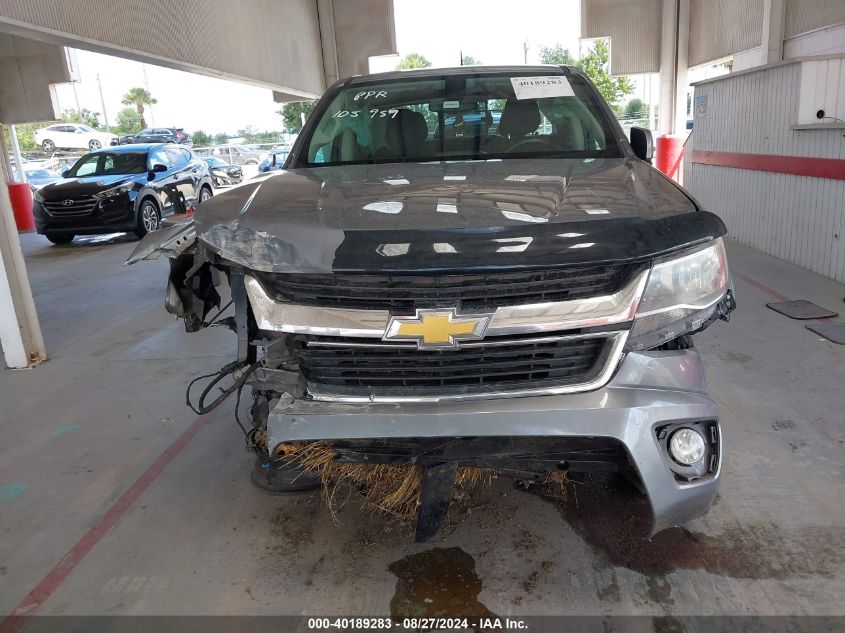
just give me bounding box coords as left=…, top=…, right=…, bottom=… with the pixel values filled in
left=34, top=124, right=117, bottom=152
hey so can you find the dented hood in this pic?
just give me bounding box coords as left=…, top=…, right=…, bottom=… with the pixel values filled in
left=195, top=158, right=726, bottom=273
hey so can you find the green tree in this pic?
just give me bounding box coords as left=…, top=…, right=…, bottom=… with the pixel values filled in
left=237, top=126, right=280, bottom=144
left=396, top=53, right=432, bottom=70
left=62, top=108, right=102, bottom=129
left=539, top=45, right=577, bottom=66
left=192, top=130, right=212, bottom=147
left=120, top=87, right=157, bottom=128
left=213, top=132, right=229, bottom=144
left=278, top=101, right=316, bottom=133
left=461, top=55, right=481, bottom=66
left=539, top=40, right=634, bottom=109
left=624, top=98, right=647, bottom=118
left=113, top=107, right=142, bottom=135
left=576, top=40, right=634, bottom=108
left=4, top=122, right=46, bottom=152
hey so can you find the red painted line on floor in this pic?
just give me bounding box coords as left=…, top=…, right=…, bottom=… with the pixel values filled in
left=733, top=271, right=836, bottom=323
left=0, top=412, right=215, bottom=632
left=690, top=150, right=845, bottom=181
left=732, top=270, right=791, bottom=302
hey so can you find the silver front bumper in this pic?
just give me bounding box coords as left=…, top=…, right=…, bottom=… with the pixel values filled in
left=267, top=349, right=722, bottom=534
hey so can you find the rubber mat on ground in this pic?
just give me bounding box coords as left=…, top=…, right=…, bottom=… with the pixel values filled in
left=766, top=300, right=838, bottom=320
left=806, top=322, right=845, bottom=345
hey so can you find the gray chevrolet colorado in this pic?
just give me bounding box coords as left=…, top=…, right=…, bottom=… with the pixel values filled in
left=129, top=65, right=735, bottom=540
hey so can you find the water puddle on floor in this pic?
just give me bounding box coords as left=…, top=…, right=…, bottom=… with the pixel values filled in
left=388, top=547, right=494, bottom=619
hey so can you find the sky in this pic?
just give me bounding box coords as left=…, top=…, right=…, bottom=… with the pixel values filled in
left=392, top=0, right=582, bottom=68
left=52, top=0, right=628, bottom=136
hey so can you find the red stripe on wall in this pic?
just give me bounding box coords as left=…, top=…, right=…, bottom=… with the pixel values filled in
left=690, top=150, right=845, bottom=181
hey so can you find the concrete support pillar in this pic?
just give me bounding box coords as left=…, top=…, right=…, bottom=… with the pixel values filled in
left=673, top=0, right=690, bottom=135
left=658, top=0, right=689, bottom=136
left=658, top=0, right=678, bottom=135
left=0, top=128, right=46, bottom=369
left=763, top=0, right=786, bottom=65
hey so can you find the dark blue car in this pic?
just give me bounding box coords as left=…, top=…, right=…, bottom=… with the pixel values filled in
left=258, top=149, right=289, bottom=173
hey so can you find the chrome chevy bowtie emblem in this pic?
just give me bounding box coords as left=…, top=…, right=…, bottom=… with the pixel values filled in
left=383, top=308, right=492, bottom=349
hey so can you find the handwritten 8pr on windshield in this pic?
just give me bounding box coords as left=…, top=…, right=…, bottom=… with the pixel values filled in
left=307, top=617, right=529, bottom=630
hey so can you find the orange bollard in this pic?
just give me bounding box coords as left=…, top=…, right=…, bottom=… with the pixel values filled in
left=8, top=182, right=35, bottom=232
left=655, top=134, right=685, bottom=184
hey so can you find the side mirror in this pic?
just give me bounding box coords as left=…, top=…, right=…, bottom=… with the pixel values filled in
left=629, top=127, right=653, bottom=163
left=60, top=169, right=69, bottom=178
left=148, top=163, right=168, bottom=180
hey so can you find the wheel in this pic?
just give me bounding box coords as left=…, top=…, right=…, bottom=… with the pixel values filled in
left=45, top=233, right=74, bottom=245
left=88, top=139, right=102, bottom=150
left=251, top=455, right=321, bottom=493
left=41, top=139, right=55, bottom=152
left=134, top=199, right=160, bottom=238
left=199, top=186, right=213, bottom=203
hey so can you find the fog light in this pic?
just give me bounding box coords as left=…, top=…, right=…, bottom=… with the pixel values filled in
left=669, top=428, right=706, bottom=465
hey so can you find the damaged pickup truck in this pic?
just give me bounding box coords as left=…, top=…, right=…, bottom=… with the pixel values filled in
left=128, top=65, right=735, bottom=541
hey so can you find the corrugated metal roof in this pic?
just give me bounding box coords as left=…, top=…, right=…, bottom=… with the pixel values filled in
left=582, top=0, right=661, bottom=74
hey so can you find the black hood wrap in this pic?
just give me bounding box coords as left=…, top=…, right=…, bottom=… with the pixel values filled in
left=195, top=158, right=726, bottom=274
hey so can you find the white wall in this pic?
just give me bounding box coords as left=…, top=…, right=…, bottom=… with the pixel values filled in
left=784, top=22, right=845, bottom=58
left=687, top=60, right=845, bottom=282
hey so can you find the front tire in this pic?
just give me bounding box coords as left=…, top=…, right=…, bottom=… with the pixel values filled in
left=88, top=139, right=102, bottom=150
left=199, top=185, right=213, bottom=203
left=41, top=139, right=55, bottom=152
left=134, top=199, right=160, bottom=239
left=45, top=233, right=74, bottom=245
left=251, top=456, right=321, bottom=493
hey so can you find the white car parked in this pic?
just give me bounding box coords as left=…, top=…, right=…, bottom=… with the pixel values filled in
left=33, top=124, right=117, bottom=152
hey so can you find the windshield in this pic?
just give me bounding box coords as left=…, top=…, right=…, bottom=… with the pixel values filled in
left=203, top=157, right=227, bottom=167
left=302, top=71, right=621, bottom=166
left=66, top=151, right=148, bottom=177
left=78, top=125, right=95, bottom=132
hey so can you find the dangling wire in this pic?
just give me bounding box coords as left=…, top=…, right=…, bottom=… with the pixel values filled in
left=203, top=299, right=233, bottom=327
left=186, top=360, right=261, bottom=417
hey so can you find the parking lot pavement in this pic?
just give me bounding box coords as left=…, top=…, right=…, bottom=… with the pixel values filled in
left=1, top=235, right=843, bottom=618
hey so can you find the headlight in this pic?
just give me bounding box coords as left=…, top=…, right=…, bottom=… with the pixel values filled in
left=96, top=182, right=135, bottom=199
left=628, top=238, right=729, bottom=350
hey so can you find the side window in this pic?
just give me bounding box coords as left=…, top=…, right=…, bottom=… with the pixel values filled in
left=149, top=148, right=171, bottom=169
left=75, top=157, right=99, bottom=176
left=156, top=129, right=171, bottom=136
left=166, top=148, right=188, bottom=167
left=138, top=129, right=152, bottom=136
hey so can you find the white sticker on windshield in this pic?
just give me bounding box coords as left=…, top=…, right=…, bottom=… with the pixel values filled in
left=510, top=76, right=574, bottom=100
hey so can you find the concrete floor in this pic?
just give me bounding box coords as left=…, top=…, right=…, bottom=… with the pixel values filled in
left=1, top=233, right=844, bottom=619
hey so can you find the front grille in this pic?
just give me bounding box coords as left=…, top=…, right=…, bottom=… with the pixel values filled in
left=42, top=196, right=97, bottom=217
left=255, top=264, right=639, bottom=311
left=298, top=333, right=613, bottom=396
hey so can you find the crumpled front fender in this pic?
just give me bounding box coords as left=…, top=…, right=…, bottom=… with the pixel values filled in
left=125, top=221, right=197, bottom=265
